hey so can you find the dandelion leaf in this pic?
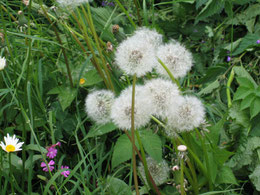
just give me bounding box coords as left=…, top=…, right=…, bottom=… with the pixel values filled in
left=216, top=166, right=238, bottom=185
left=105, top=176, right=132, bottom=195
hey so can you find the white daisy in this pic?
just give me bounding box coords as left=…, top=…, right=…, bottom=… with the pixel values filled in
left=111, top=85, right=153, bottom=130
left=166, top=95, right=205, bottom=133
left=156, top=41, right=193, bottom=79
left=115, top=35, right=157, bottom=77
left=143, top=78, right=181, bottom=119
left=0, top=57, right=6, bottom=70
left=0, top=134, right=24, bottom=153
left=85, top=90, right=115, bottom=125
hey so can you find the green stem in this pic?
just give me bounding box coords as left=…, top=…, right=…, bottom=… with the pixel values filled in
left=186, top=160, right=199, bottom=195
left=133, top=0, right=142, bottom=26
left=131, top=74, right=139, bottom=195
left=114, top=0, right=136, bottom=29
left=157, top=58, right=181, bottom=89
left=226, top=68, right=235, bottom=108
left=180, top=158, right=185, bottom=195
left=9, top=153, right=14, bottom=195
left=195, top=129, right=213, bottom=191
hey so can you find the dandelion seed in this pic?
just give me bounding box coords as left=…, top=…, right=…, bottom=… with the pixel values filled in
left=41, top=160, right=55, bottom=172
left=156, top=41, right=193, bottom=79
left=111, top=86, right=152, bottom=130
left=138, top=156, right=170, bottom=186
left=166, top=96, right=205, bottom=133
left=85, top=90, right=115, bottom=125
left=61, top=165, right=70, bottom=177
left=0, top=57, right=6, bottom=71
left=0, top=134, right=24, bottom=153
left=143, top=78, right=181, bottom=119
left=115, top=35, right=157, bottom=77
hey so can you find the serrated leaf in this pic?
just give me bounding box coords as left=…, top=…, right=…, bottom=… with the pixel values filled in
left=105, top=176, right=132, bottom=195
left=216, top=166, right=238, bottom=185
left=250, top=97, right=260, bottom=119
left=233, top=86, right=254, bottom=100
left=86, top=123, right=117, bottom=138
left=224, top=1, right=233, bottom=18
left=229, top=102, right=250, bottom=128
left=112, top=134, right=139, bottom=169
left=195, top=0, right=224, bottom=23
left=236, top=77, right=256, bottom=89
left=197, top=65, right=227, bottom=84
left=140, top=130, right=162, bottom=162
left=249, top=165, right=260, bottom=191
left=58, top=87, right=77, bottom=111
left=232, top=34, right=259, bottom=55
left=198, top=80, right=219, bottom=96
left=196, top=0, right=208, bottom=9
left=83, top=69, right=103, bottom=86
left=240, top=93, right=256, bottom=110
left=233, top=66, right=257, bottom=87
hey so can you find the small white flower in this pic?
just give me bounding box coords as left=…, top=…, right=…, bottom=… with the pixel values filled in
left=133, top=27, right=163, bottom=48
left=85, top=90, right=115, bottom=125
left=166, top=95, right=205, bottom=132
left=143, top=78, right=180, bottom=119
left=177, top=145, right=187, bottom=152
left=172, top=165, right=179, bottom=171
left=138, top=156, right=170, bottom=186
left=0, top=57, right=6, bottom=70
left=111, top=86, right=152, bottom=130
left=156, top=41, right=193, bottom=79
left=0, top=134, right=24, bottom=153
left=115, top=35, right=157, bottom=77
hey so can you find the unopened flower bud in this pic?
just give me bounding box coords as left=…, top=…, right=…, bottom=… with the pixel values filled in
left=177, top=145, right=187, bottom=152
left=112, top=24, right=119, bottom=34
left=172, top=165, right=179, bottom=171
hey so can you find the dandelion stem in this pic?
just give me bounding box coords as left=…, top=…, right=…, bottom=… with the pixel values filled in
left=157, top=58, right=181, bottom=89
left=131, top=74, right=139, bottom=195
left=180, top=158, right=185, bottom=195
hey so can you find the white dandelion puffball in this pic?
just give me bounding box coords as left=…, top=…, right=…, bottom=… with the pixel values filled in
left=56, top=0, right=89, bottom=7
left=0, top=134, right=24, bottom=153
left=133, top=27, right=163, bottom=48
left=111, top=86, right=153, bottom=130
left=143, top=78, right=181, bottom=119
left=167, top=95, right=205, bottom=132
left=0, top=57, right=6, bottom=70
left=85, top=90, right=115, bottom=125
left=138, top=156, right=170, bottom=186
left=115, top=36, right=157, bottom=77
left=156, top=41, right=193, bottom=79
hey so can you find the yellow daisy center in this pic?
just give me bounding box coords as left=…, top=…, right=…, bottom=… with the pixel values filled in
left=6, top=145, right=15, bottom=152
left=79, top=78, right=85, bottom=85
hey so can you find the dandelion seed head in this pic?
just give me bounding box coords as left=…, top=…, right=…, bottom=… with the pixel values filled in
left=85, top=90, right=115, bottom=125
left=167, top=96, right=205, bottom=132
left=138, top=157, right=170, bottom=186
left=115, top=36, right=157, bottom=77
left=156, top=41, right=193, bottom=78
left=111, top=86, right=152, bottom=130
left=143, top=78, right=180, bottom=118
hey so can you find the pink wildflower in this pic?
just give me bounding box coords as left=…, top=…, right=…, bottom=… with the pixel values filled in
left=46, top=147, right=57, bottom=159
left=61, top=165, right=70, bottom=177
left=41, top=160, right=55, bottom=172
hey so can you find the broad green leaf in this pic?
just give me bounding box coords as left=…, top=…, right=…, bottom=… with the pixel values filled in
left=213, top=148, right=234, bottom=166
left=233, top=66, right=257, bottom=87
left=112, top=134, right=139, bottom=169
left=249, top=165, right=260, bottom=191
left=250, top=97, right=260, bottom=119
left=83, top=69, right=103, bottom=86
left=233, top=86, right=254, bottom=101
left=207, top=152, right=218, bottom=183
left=25, top=144, right=47, bottom=153
left=25, top=155, right=43, bottom=169
left=58, top=87, right=77, bottom=111
left=140, top=130, right=162, bottom=162
left=105, top=176, right=132, bottom=195
left=240, top=93, right=256, bottom=110
left=197, top=65, right=227, bottom=84
left=224, top=38, right=242, bottom=52
left=198, top=80, right=219, bottom=96
left=10, top=153, right=23, bottom=171
left=232, top=34, right=259, bottom=55
left=216, top=166, right=238, bottom=185
left=86, top=123, right=117, bottom=138
left=236, top=77, right=256, bottom=89
left=229, top=102, right=250, bottom=128
left=208, top=116, right=226, bottom=146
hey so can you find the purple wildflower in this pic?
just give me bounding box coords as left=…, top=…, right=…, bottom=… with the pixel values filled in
left=108, top=2, right=114, bottom=6
left=257, top=40, right=260, bottom=44
left=227, top=56, right=231, bottom=62
left=41, top=160, right=55, bottom=172
left=61, top=165, right=70, bottom=177
left=101, top=1, right=107, bottom=6
left=46, top=147, right=57, bottom=159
